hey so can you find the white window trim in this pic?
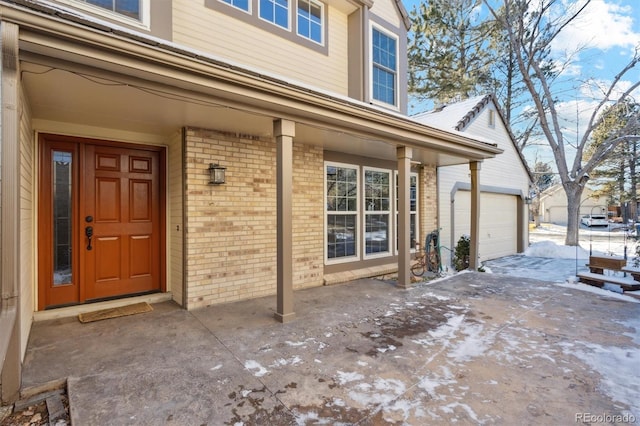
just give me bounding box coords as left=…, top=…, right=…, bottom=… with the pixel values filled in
left=324, top=161, right=360, bottom=265
left=59, top=0, right=151, bottom=30
left=296, top=0, right=324, bottom=45
left=259, top=0, right=292, bottom=31
left=369, top=23, right=399, bottom=110
left=220, top=0, right=253, bottom=14
left=394, top=171, right=419, bottom=255
left=363, top=167, right=392, bottom=260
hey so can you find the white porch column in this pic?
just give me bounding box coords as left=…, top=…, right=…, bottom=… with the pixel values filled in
left=274, top=119, right=296, bottom=323
left=397, top=146, right=412, bottom=288
left=469, top=161, right=481, bottom=270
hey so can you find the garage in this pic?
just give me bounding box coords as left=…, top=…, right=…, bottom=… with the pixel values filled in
left=454, top=191, right=518, bottom=261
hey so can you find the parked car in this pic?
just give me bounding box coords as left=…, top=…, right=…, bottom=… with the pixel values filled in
left=581, top=214, right=608, bottom=227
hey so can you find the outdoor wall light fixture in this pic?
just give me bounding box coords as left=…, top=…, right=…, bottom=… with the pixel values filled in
left=208, top=163, right=226, bottom=185
left=524, top=197, right=532, bottom=205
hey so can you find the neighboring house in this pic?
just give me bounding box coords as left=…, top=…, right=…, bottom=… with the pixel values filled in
left=0, top=0, right=502, bottom=400
left=413, top=95, right=532, bottom=266
left=538, top=184, right=608, bottom=225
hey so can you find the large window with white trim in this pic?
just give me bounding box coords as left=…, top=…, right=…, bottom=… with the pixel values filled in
left=260, top=0, right=290, bottom=29
left=364, top=168, right=391, bottom=257
left=64, top=0, right=150, bottom=27
left=325, top=162, right=418, bottom=264
left=207, top=0, right=326, bottom=51
left=297, top=0, right=323, bottom=44
left=326, top=164, right=359, bottom=261
left=83, top=0, right=140, bottom=18
left=396, top=173, right=419, bottom=252
left=221, top=0, right=250, bottom=12
left=371, top=26, right=398, bottom=107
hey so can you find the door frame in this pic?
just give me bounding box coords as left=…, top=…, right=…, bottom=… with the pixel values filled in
left=37, top=133, right=167, bottom=310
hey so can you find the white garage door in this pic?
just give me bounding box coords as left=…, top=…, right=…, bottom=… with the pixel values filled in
left=454, top=191, right=518, bottom=261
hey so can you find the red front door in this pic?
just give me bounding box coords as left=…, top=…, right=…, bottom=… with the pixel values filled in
left=38, top=134, right=165, bottom=309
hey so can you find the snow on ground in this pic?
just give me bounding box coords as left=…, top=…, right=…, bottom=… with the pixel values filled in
left=483, top=223, right=640, bottom=288
left=288, top=224, right=640, bottom=424
left=525, top=239, right=590, bottom=259
left=531, top=222, right=637, bottom=259
left=481, top=224, right=640, bottom=420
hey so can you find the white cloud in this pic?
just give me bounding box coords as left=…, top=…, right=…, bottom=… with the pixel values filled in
left=553, top=0, right=640, bottom=54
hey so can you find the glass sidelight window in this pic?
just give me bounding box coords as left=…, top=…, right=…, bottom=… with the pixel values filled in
left=53, top=151, right=73, bottom=285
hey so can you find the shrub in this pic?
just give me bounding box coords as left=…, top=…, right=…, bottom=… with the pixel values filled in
left=453, top=235, right=470, bottom=271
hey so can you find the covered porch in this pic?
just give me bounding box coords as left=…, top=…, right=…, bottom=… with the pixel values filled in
left=0, top=6, right=500, bottom=401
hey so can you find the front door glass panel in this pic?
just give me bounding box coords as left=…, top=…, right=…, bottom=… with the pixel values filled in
left=53, top=151, right=73, bottom=285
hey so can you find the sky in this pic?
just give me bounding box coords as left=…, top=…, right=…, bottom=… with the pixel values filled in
left=402, top=0, right=640, bottom=167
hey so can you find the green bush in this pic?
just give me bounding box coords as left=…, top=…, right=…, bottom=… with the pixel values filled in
left=453, top=235, right=470, bottom=271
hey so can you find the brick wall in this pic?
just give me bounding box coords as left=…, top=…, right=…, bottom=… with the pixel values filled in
left=292, top=143, right=324, bottom=289
left=184, top=127, right=323, bottom=309
left=420, top=164, right=438, bottom=239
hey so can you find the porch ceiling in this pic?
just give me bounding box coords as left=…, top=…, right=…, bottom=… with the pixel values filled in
left=20, top=59, right=471, bottom=166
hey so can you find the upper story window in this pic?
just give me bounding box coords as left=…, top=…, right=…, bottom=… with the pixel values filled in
left=63, top=0, right=150, bottom=28
left=371, top=26, right=398, bottom=107
left=297, top=0, right=323, bottom=44
left=80, top=0, right=139, bottom=19
left=260, top=0, right=290, bottom=29
left=221, top=0, right=250, bottom=12
left=207, top=0, right=327, bottom=53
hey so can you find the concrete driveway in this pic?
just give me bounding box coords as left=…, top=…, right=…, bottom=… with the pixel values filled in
left=22, top=272, right=640, bottom=425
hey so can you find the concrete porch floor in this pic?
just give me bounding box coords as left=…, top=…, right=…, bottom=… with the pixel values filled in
left=22, top=273, right=640, bottom=425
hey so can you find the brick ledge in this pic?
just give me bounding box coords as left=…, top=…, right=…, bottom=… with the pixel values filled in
left=323, top=264, right=398, bottom=286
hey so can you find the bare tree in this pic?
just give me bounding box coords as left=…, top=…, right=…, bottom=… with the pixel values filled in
left=587, top=100, right=640, bottom=219
left=484, top=0, right=640, bottom=245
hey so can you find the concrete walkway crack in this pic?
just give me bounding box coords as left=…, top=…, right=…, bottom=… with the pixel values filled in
left=190, top=311, right=298, bottom=422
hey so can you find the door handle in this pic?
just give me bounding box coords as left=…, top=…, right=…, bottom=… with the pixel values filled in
left=85, top=226, right=93, bottom=251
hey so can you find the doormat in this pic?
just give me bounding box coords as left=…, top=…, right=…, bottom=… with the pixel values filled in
left=78, top=302, right=153, bottom=323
